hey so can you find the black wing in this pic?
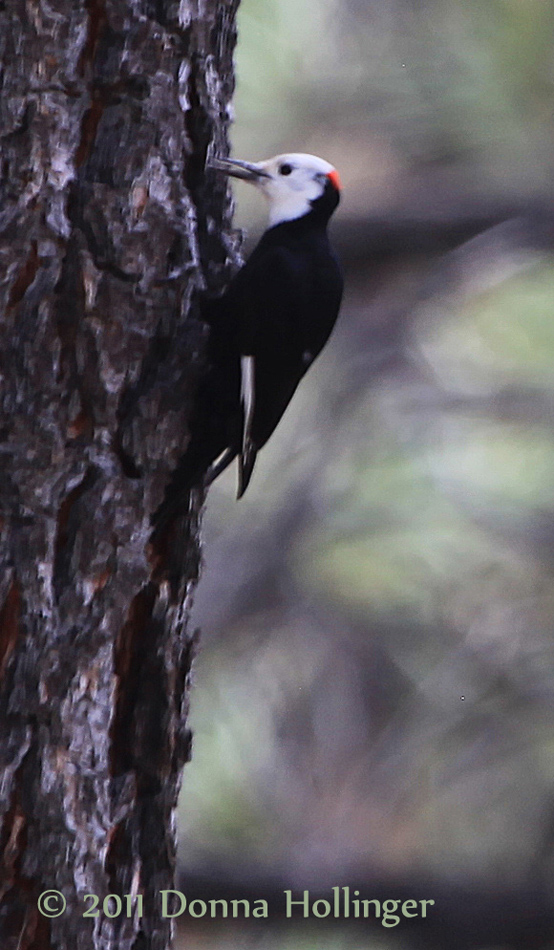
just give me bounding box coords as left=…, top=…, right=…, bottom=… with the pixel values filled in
left=231, top=239, right=342, bottom=495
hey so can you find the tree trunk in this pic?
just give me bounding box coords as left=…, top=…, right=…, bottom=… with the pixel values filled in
left=0, top=2, right=239, bottom=948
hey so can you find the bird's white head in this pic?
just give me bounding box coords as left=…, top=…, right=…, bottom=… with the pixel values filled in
left=211, top=152, right=341, bottom=228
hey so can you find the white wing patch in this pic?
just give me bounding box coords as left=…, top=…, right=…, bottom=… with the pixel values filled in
left=241, top=355, right=255, bottom=454
left=238, top=355, right=257, bottom=498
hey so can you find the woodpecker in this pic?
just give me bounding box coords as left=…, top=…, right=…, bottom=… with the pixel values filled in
left=156, top=152, right=343, bottom=521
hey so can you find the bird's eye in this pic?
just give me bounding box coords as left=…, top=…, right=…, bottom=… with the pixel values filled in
left=279, top=163, right=293, bottom=176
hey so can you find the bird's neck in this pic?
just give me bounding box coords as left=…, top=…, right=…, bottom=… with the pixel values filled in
left=267, top=195, right=313, bottom=228
left=267, top=179, right=340, bottom=229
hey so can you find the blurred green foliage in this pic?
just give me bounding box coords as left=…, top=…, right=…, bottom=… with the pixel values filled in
left=179, top=1, right=554, bottom=946
left=419, top=263, right=554, bottom=388
left=233, top=0, right=554, bottom=182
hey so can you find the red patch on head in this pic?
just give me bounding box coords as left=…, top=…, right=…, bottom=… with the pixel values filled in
left=326, top=169, right=342, bottom=191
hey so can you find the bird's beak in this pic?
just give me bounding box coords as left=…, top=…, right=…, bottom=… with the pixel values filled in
left=208, top=157, right=271, bottom=183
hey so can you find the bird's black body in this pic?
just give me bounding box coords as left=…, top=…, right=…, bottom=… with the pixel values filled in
left=198, top=179, right=342, bottom=493
left=153, top=164, right=342, bottom=526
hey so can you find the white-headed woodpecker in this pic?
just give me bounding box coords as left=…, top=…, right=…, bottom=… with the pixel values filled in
left=157, top=153, right=343, bottom=518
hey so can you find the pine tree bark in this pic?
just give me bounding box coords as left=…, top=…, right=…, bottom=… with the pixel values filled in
left=0, top=2, right=239, bottom=947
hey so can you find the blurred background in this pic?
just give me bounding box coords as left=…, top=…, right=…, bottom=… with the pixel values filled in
left=178, top=1, right=554, bottom=947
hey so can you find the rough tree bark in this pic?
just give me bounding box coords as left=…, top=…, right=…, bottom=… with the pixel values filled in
left=0, top=1, right=239, bottom=948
